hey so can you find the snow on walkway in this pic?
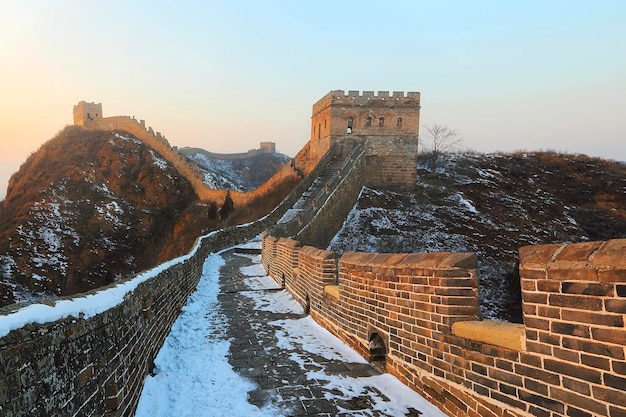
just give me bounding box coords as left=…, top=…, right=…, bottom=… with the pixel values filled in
left=135, top=241, right=447, bottom=416
left=135, top=252, right=279, bottom=417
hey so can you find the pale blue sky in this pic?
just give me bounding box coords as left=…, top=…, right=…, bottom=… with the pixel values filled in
left=1, top=1, right=625, bottom=199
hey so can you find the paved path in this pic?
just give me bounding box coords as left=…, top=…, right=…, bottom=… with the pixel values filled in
left=136, top=240, right=446, bottom=416
left=216, top=244, right=446, bottom=417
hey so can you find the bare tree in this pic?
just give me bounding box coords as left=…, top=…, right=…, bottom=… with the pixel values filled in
left=419, top=124, right=463, bottom=170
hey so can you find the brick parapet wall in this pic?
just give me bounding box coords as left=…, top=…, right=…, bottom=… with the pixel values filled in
left=295, top=144, right=366, bottom=248
left=262, top=234, right=626, bottom=417
left=0, top=180, right=304, bottom=416
left=273, top=238, right=301, bottom=290
left=296, top=246, right=337, bottom=314
left=519, top=239, right=626, bottom=417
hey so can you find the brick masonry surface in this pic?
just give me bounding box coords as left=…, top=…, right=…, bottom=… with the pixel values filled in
left=0, top=177, right=309, bottom=416
left=262, top=234, right=626, bottom=417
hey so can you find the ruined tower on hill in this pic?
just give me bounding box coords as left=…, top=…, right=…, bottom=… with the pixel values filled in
left=305, top=90, right=421, bottom=186
left=73, top=101, right=103, bottom=126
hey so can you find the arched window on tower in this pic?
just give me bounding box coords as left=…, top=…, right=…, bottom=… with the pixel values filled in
left=318, top=123, right=321, bottom=139
left=347, top=117, right=353, bottom=134
left=396, top=117, right=403, bottom=128
left=378, top=116, right=385, bottom=127
left=365, top=116, right=372, bottom=127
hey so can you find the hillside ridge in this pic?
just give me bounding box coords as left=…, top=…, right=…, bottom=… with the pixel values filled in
left=329, top=151, right=626, bottom=322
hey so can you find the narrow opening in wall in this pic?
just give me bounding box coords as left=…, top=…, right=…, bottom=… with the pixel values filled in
left=365, top=116, right=372, bottom=127
left=305, top=295, right=311, bottom=314
left=369, top=332, right=387, bottom=370
left=281, top=273, right=286, bottom=288
left=347, top=117, right=353, bottom=134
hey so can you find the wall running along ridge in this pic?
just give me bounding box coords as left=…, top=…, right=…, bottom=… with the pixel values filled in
left=261, top=234, right=626, bottom=417
left=77, top=113, right=301, bottom=206
left=0, top=169, right=318, bottom=416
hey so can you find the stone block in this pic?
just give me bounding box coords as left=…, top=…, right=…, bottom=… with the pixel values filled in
left=453, top=320, right=526, bottom=351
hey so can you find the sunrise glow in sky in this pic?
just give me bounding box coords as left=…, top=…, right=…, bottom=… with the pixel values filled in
left=1, top=1, right=625, bottom=199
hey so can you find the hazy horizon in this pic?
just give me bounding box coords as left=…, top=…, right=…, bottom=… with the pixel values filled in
left=2, top=1, right=625, bottom=200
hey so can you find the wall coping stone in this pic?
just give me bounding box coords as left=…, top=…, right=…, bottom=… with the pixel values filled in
left=519, top=244, right=562, bottom=266
left=592, top=239, right=626, bottom=267
left=520, top=239, right=626, bottom=282
left=452, top=320, right=526, bottom=351
left=277, top=237, right=301, bottom=248
left=324, top=285, right=340, bottom=299
left=338, top=251, right=476, bottom=270
left=301, top=245, right=335, bottom=260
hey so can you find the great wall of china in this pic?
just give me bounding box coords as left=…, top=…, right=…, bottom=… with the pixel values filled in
left=72, top=101, right=301, bottom=206
left=0, top=92, right=624, bottom=416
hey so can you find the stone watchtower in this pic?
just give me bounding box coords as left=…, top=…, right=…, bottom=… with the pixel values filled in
left=73, top=101, right=103, bottom=126
left=310, top=90, right=421, bottom=186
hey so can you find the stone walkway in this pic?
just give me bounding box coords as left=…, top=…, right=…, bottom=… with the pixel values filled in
left=217, top=245, right=446, bottom=417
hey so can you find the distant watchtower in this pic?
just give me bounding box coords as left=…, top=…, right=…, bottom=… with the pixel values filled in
left=309, top=90, right=421, bottom=186
left=310, top=90, right=421, bottom=146
left=73, top=101, right=103, bottom=126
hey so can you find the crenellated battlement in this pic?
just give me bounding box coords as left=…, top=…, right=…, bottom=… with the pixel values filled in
left=312, top=90, right=421, bottom=114
left=305, top=90, right=421, bottom=183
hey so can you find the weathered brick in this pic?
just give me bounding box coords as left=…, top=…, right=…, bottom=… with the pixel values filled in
left=526, top=317, right=551, bottom=331
left=562, top=336, right=625, bottom=359
left=552, top=322, right=591, bottom=338
left=604, top=373, right=626, bottom=391
left=539, top=331, right=561, bottom=346
left=605, top=299, right=626, bottom=314
left=490, top=390, right=527, bottom=410
left=548, top=268, right=598, bottom=281
left=521, top=279, right=537, bottom=291
left=522, top=292, right=548, bottom=304
left=554, top=346, right=580, bottom=363
left=550, top=387, right=608, bottom=416
left=609, top=405, right=626, bottom=417
left=545, top=359, right=602, bottom=384
left=538, top=280, right=561, bottom=292
left=563, top=376, right=591, bottom=395
left=515, top=364, right=560, bottom=385
left=519, top=268, right=548, bottom=280
left=566, top=405, right=593, bottom=417
left=581, top=353, right=611, bottom=370
left=524, top=378, right=548, bottom=395
left=598, top=270, right=626, bottom=283
left=518, top=390, right=564, bottom=413
left=614, top=360, right=626, bottom=375
left=489, top=367, right=523, bottom=387
left=537, top=305, right=561, bottom=319
left=549, top=294, right=603, bottom=311
left=528, top=405, right=551, bottom=417
left=562, top=282, right=615, bottom=296
left=592, top=328, right=626, bottom=345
